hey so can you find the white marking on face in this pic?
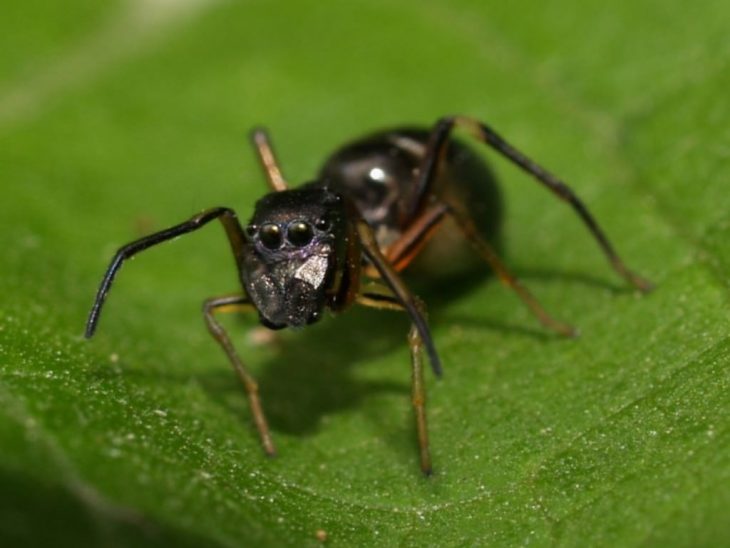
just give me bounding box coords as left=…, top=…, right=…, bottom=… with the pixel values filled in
left=294, top=254, right=328, bottom=288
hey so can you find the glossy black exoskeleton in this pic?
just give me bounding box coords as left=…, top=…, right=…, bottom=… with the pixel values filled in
left=320, top=127, right=503, bottom=280
left=85, top=116, right=651, bottom=475
left=242, top=186, right=351, bottom=329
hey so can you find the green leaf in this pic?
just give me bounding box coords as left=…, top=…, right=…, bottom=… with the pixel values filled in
left=1, top=0, right=728, bottom=545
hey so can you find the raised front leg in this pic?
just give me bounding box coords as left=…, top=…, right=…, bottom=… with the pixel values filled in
left=85, top=207, right=247, bottom=338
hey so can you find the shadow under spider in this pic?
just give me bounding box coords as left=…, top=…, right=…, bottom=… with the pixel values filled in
left=198, top=306, right=413, bottom=437
left=195, top=264, right=614, bottom=437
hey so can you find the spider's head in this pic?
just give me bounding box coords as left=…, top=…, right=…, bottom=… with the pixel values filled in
left=242, top=184, right=349, bottom=329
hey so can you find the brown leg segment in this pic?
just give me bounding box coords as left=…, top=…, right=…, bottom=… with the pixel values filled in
left=409, top=322, right=431, bottom=475
left=384, top=202, right=450, bottom=272
left=356, top=290, right=433, bottom=475
left=382, top=202, right=577, bottom=337
left=357, top=220, right=442, bottom=378
left=250, top=127, right=288, bottom=192
left=203, top=293, right=276, bottom=457
left=411, top=115, right=652, bottom=292
left=447, top=208, right=577, bottom=337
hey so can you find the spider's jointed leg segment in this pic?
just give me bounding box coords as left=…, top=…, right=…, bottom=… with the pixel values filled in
left=85, top=207, right=248, bottom=338
left=203, top=294, right=276, bottom=457
left=356, top=288, right=433, bottom=475
left=250, top=127, right=288, bottom=192
left=383, top=202, right=577, bottom=337
left=413, top=115, right=653, bottom=293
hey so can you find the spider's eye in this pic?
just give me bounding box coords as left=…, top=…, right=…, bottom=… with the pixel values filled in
left=259, top=223, right=283, bottom=249
left=315, top=216, right=331, bottom=231
left=287, top=221, right=314, bottom=247
left=245, top=224, right=258, bottom=239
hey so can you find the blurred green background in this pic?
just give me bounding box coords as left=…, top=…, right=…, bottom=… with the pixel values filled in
left=1, top=0, right=728, bottom=546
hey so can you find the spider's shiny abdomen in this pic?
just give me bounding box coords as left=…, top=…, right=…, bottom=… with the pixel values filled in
left=319, top=128, right=503, bottom=277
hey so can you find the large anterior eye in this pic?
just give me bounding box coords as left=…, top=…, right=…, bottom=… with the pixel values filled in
left=259, top=223, right=283, bottom=249
left=287, top=221, right=314, bottom=247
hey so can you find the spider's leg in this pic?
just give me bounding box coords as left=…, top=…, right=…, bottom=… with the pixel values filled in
left=356, top=220, right=441, bottom=378
left=411, top=115, right=652, bottom=292
left=356, top=285, right=432, bottom=476
left=203, top=293, right=276, bottom=456
left=250, top=127, right=288, bottom=192
left=380, top=201, right=576, bottom=337
left=86, top=207, right=247, bottom=337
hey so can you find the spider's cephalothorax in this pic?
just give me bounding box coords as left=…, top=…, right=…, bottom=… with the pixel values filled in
left=242, top=185, right=355, bottom=329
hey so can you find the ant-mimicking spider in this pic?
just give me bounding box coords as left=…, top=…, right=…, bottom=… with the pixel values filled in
left=86, top=116, right=651, bottom=475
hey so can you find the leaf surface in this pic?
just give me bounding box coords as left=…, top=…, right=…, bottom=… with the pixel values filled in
left=1, top=1, right=728, bottom=545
